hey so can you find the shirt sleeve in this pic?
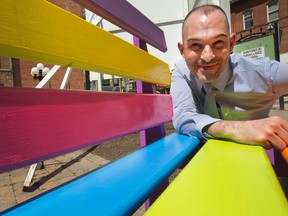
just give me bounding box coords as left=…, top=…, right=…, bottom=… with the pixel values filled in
left=170, top=60, right=220, bottom=139
left=270, top=60, right=288, bottom=95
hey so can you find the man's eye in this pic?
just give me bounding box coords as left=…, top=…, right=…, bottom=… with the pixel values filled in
left=213, top=41, right=225, bottom=49
left=189, top=43, right=202, bottom=51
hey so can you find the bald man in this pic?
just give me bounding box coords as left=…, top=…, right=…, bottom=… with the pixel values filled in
left=171, top=4, right=288, bottom=151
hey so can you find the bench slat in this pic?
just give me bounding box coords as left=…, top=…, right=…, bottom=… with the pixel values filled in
left=0, top=0, right=170, bottom=85
left=0, top=87, right=172, bottom=173
left=145, top=140, right=288, bottom=216
left=74, top=0, right=167, bottom=52
left=2, top=133, right=200, bottom=216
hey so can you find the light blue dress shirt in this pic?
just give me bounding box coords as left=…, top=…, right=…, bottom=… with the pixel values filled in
left=171, top=53, right=288, bottom=139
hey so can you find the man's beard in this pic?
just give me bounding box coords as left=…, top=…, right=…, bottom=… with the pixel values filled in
left=193, top=60, right=222, bottom=83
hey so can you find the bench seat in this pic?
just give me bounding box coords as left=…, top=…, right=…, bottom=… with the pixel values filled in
left=145, top=139, right=288, bottom=216
left=2, top=133, right=200, bottom=216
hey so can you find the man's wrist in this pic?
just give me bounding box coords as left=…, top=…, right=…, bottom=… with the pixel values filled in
left=202, top=131, right=215, bottom=139
left=202, top=124, right=215, bottom=139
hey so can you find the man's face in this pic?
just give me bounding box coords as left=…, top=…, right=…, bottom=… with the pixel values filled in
left=178, top=10, right=236, bottom=83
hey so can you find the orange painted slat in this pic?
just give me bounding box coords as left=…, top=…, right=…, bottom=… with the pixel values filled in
left=0, top=87, right=173, bottom=173
left=281, top=147, right=288, bottom=164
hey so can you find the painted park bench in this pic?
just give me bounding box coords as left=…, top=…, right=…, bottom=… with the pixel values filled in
left=0, top=1, right=287, bottom=216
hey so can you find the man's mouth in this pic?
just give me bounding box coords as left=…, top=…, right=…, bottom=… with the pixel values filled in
left=200, top=63, right=217, bottom=70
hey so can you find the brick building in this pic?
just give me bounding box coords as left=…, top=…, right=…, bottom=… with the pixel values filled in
left=0, top=0, right=85, bottom=89
left=231, top=0, right=288, bottom=63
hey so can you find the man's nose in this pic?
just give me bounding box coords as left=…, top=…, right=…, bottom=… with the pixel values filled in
left=201, top=45, right=215, bottom=63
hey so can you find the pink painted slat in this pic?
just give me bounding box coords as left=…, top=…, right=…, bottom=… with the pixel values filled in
left=74, top=0, right=167, bottom=52
left=0, top=87, right=172, bottom=173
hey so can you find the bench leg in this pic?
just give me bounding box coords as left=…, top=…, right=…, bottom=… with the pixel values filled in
left=23, top=162, right=44, bottom=191
left=273, top=150, right=288, bottom=177
left=145, top=179, right=169, bottom=210
left=279, top=96, right=285, bottom=110
left=140, top=124, right=167, bottom=210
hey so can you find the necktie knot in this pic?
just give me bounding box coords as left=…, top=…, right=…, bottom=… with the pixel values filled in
left=202, top=84, right=223, bottom=119
left=202, top=83, right=215, bottom=94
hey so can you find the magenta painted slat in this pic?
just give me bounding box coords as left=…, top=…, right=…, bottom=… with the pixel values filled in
left=74, top=0, right=167, bottom=52
left=0, top=87, right=172, bottom=173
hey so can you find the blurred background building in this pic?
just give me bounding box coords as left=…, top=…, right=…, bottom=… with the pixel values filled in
left=231, top=0, right=288, bottom=63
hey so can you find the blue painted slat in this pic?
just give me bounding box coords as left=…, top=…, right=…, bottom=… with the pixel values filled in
left=2, top=133, right=200, bottom=216
left=74, top=0, right=167, bottom=52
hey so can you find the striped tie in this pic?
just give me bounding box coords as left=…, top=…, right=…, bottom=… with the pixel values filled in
left=202, top=84, right=223, bottom=119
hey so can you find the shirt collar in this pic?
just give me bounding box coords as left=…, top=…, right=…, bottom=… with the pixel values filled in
left=211, top=59, right=232, bottom=92
left=196, top=57, right=232, bottom=92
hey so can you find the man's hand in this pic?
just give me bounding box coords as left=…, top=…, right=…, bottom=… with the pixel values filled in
left=206, top=116, right=288, bottom=151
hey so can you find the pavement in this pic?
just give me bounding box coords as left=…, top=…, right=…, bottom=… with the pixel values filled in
left=0, top=146, right=145, bottom=215
left=0, top=99, right=287, bottom=215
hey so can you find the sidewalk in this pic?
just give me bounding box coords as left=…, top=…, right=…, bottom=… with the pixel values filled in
left=0, top=146, right=145, bottom=215
left=0, top=147, right=106, bottom=211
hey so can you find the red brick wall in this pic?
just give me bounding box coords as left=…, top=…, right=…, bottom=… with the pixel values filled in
left=231, top=0, right=288, bottom=53
left=0, top=57, right=13, bottom=87
left=49, top=0, right=84, bottom=15
left=278, top=0, right=288, bottom=53
left=0, top=0, right=85, bottom=89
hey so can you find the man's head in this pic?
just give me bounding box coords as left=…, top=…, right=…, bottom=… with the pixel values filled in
left=178, top=4, right=236, bottom=83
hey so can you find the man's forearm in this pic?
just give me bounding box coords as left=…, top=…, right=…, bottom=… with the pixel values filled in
left=205, top=120, right=242, bottom=141
left=204, top=117, right=288, bottom=151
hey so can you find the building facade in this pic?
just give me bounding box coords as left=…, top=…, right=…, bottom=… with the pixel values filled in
left=231, top=0, right=288, bottom=63
left=0, top=0, right=85, bottom=89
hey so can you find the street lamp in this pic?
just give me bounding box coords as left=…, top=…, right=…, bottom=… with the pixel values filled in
left=267, top=22, right=273, bottom=32
left=31, top=63, right=50, bottom=81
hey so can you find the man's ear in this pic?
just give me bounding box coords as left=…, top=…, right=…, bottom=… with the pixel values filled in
left=229, top=33, right=236, bottom=52
left=177, top=42, right=185, bottom=57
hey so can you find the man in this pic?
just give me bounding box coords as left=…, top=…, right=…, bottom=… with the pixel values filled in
left=171, top=4, right=288, bottom=152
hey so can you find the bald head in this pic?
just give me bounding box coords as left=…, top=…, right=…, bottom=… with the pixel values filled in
left=177, top=4, right=235, bottom=83
left=182, top=4, right=230, bottom=38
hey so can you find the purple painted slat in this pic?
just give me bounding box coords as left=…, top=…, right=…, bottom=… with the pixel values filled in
left=0, top=87, right=173, bottom=173
left=133, top=36, right=165, bottom=146
left=266, top=149, right=275, bottom=164
left=133, top=36, right=168, bottom=208
left=74, top=0, right=167, bottom=52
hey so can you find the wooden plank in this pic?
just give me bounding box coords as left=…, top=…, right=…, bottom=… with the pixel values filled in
left=281, top=147, right=288, bottom=164
left=146, top=140, right=288, bottom=216
left=74, top=0, right=167, bottom=52
left=2, top=133, right=200, bottom=216
left=0, top=0, right=170, bottom=85
left=0, top=87, right=173, bottom=173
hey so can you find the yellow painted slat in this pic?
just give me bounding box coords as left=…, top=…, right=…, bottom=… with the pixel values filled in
left=146, top=140, right=288, bottom=216
left=0, top=0, right=170, bottom=85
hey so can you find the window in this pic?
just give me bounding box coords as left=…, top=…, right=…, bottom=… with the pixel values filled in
left=0, top=57, right=12, bottom=71
left=267, top=0, right=279, bottom=22
left=243, top=10, right=253, bottom=29
left=102, top=79, right=111, bottom=86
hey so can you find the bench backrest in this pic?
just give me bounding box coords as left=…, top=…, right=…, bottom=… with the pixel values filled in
left=0, top=0, right=172, bottom=173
